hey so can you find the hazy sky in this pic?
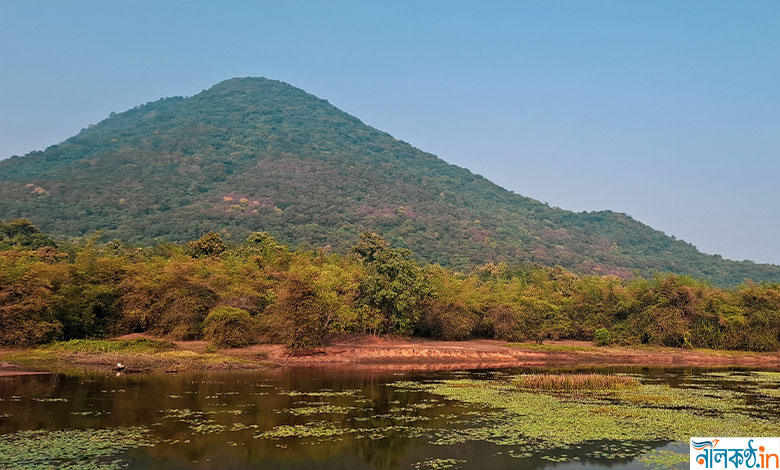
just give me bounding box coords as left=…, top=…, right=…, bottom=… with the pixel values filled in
left=1, top=1, right=779, bottom=264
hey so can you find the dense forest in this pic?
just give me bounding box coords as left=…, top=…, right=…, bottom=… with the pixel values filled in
left=2, top=219, right=779, bottom=352
left=1, top=77, right=779, bottom=286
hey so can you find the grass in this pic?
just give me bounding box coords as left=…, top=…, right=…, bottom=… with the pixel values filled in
left=45, top=338, right=175, bottom=354
left=1, top=339, right=266, bottom=372
left=507, top=343, right=595, bottom=353
left=514, top=373, right=640, bottom=391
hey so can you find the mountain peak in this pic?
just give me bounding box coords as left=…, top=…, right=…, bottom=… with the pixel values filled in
left=0, top=79, right=778, bottom=286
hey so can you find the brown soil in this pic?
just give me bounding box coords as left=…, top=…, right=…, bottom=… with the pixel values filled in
left=2, top=337, right=778, bottom=375
left=219, top=336, right=780, bottom=372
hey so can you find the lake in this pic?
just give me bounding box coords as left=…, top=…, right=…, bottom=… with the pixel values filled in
left=1, top=366, right=779, bottom=470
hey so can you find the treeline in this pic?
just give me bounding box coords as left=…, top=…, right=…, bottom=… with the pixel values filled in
left=1, top=219, right=779, bottom=351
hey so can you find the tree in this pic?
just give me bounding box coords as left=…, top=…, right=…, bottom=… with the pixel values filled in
left=351, top=232, right=389, bottom=263
left=356, top=239, right=431, bottom=335
left=0, top=219, right=57, bottom=249
left=271, top=270, right=330, bottom=350
left=187, top=232, right=225, bottom=257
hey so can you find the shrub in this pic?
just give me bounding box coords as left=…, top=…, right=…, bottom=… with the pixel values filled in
left=203, top=306, right=255, bottom=348
left=593, top=328, right=611, bottom=346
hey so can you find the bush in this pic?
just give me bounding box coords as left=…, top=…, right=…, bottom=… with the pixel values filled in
left=593, top=328, right=611, bottom=346
left=271, top=272, right=330, bottom=350
left=203, top=306, right=255, bottom=348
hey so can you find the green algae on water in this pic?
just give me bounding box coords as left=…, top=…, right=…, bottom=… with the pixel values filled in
left=0, top=426, right=153, bottom=470
left=637, top=450, right=689, bottom=470
left=390, top=372, right=780, bottom=461
left=412, top=457, right=466, bottom=469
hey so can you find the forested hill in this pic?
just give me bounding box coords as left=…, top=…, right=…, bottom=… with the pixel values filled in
left=0, top=77, right=778, bottom=285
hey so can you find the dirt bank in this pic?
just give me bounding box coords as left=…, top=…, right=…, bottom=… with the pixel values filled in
left=223, top=336, right=780, bottom=371
left=2, top=337, right=778, bottom=375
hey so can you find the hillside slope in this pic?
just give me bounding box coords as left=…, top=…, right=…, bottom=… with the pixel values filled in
left=1, top=77, right=778, bottom=285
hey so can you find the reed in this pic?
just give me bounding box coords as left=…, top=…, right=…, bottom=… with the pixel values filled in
left=514, top=373, right=640, bottom=391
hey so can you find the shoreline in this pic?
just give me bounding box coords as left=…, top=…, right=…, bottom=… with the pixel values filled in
left=240, top=336, right=780, bottom=371
left=2, top=336, right=779, bottom=376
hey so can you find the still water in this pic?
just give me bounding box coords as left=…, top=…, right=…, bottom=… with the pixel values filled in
left=1, top=366, right=778, bottom=470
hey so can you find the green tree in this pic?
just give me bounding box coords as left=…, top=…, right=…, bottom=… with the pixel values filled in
left=355, top=235, right=431, bottom=335
left=187, top=232, right=226, bottom=257
left=351, top=232, right=389, bottom=263
left=0, top=219, right=57, bottom=249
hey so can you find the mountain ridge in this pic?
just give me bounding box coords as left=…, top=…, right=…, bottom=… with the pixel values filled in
left=1, top=76, right=778, bottom=285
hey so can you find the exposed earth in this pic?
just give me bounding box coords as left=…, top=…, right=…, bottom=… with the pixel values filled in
left=3, top=335, right=777, bottom=376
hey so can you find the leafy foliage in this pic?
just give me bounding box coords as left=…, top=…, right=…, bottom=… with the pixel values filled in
left=203, top=306, right=255, bottom=348
left=593, top=328, right=611, bottom=346
left=0, top=219, right=57, bottom=250
left=187, top=231, right=226, bottom=257
left=0, top=78, right=777, bottom=286
left=0, top=220, right=779, bottom=352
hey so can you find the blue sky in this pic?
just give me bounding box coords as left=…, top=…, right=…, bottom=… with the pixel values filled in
left=1, top=0, right=779, bottom=264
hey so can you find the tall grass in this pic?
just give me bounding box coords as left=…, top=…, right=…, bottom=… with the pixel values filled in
left=46, top=339, right=175, bottom=354
left=514, top=373, right=640, bottom=391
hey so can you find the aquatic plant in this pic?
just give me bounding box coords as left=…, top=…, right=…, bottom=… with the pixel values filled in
left=392, top=372, right=780, bottom=461
left=637, top=449, right=689, bottom=470
left=254, top=421, right=346, bottom=440
left=278, top=405, right=355, bottom=416
left=412, top=458, right=466, bottom=469
left=0, top=426, right=153, bottom=470
left=513, top=373, right=640, bottom=391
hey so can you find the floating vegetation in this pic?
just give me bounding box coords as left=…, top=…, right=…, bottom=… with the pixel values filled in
left=205, top=391, right=239, bottom=399
left=70, top=410, right=111, bottom=416
left=281, top=389, right=361, bottom=397
left=278, top=405, right=355, bottom=416
left=230, top=422, right=259, bottom=432
left=158, top=408, right=235, bottom=435
left=254, top=421, right=345, bottom=440
left=514, top=373, right=640, bottom=391
left=392, top=373, right=780, bottom=461
left=0, top=426, right=153, bottom=470
left=190, top=423, right=227, bottom=434
left=31, top=397, right=68, bottom=402
left=637, top=449, right=689, bottom=469
left=353, top=413, right=431, bottom=423
left=412, top=457, right=466, bottom=469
